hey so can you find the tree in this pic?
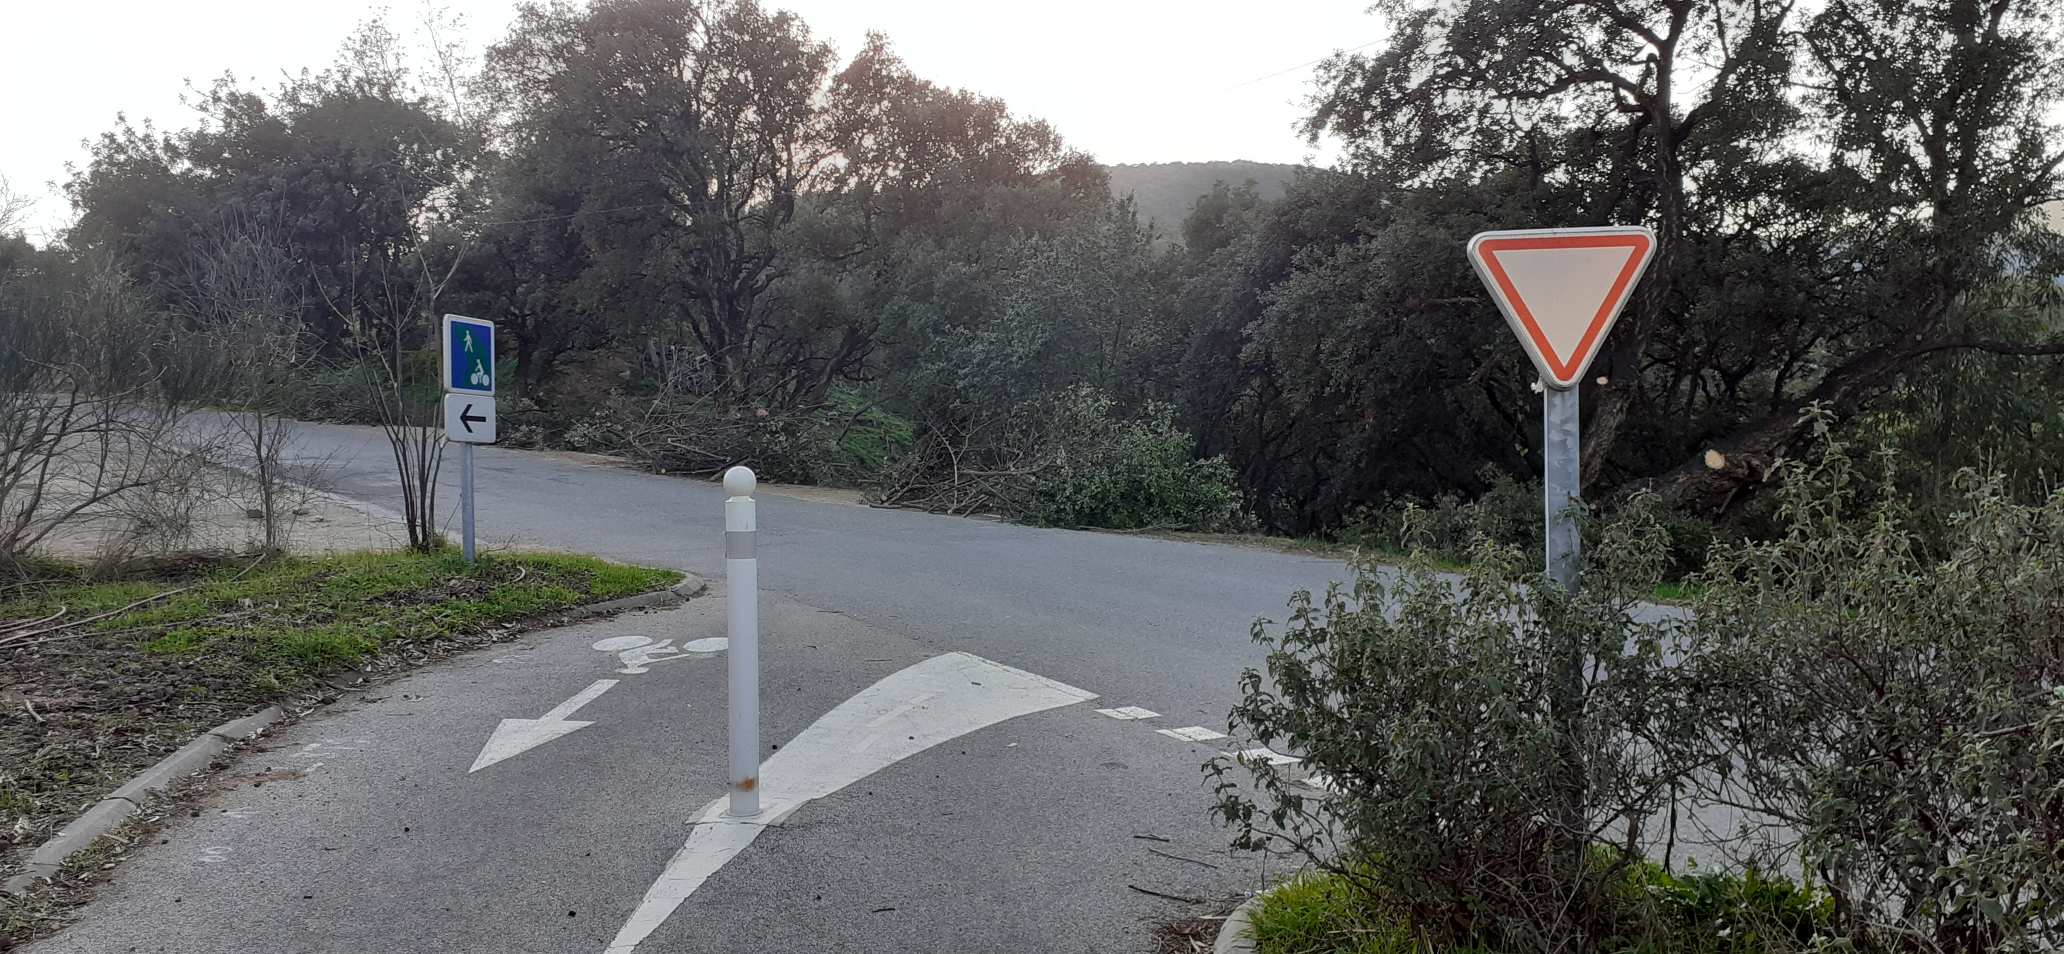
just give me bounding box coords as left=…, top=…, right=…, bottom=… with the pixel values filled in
left=0, top=252, right=188, bottom=572
left=1297, top=0, right=2064, bottom=518
left=482, top=0, right=847, bottom=403
left=179, top=218, right=323, bottom=553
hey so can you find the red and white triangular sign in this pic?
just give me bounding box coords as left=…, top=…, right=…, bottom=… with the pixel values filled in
left=1467, top=226, right=1656, bottom=390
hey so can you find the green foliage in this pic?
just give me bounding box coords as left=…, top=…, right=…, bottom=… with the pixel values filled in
left=0, top=551, right=679, bottom=694
left=43, top=0, right=2064, bottom=542
left=1222, top=413, right=2064, bottom=954
left=1345, top=472, right=1716, bottom=584
left=1250, top=863, right=1829, bottom=954
left=1212, top=506, right=1700, bottom=952
left=610, top=389, right=916, bottom=488
left=1688, top=415, right=2064, bottom=954
left=880, top=387, right=1249, bottom=532
left=1103, top=161, right=1301, bottom=235
left=1022, top=389, right=1247, bottom=531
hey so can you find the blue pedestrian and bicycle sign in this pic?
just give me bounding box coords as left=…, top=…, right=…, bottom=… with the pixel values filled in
left=442, top=314, right=496, bottom=395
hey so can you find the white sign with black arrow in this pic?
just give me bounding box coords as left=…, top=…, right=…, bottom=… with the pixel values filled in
left=443, top=393, right=497, bottom=445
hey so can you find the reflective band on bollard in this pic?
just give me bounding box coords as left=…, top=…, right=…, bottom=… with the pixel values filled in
left=722, top=466, right=761, bottom=817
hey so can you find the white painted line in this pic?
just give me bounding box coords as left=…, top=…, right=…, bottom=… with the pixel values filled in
left=1094, top=706, right=1160, bottom=721
left=1156, top=726, right=1229, bottom=743
left=602, top=652, right=1094, bottom=954
left=468, top=679, right=618, bottom=773
left=1230, top=747, right=1300, bottom=767
left=682, top=637, right=728, bottom=653
left=1297, top=770, right=1344, bottom=795
left=541, top=680, right=616, bottom=721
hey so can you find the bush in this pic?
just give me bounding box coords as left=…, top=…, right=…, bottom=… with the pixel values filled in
left=1211, top=507, right=1704, bottom=952
left=604, top=388, right=915, bottom=488
left=1346, top=472, right=1715, bottom=582
left=878, top=386, right=1250, bottom=532
left=1687, top=414, right=2064, bottom=954
left=1218, top=410, right=2064, bottom=954
left=1022, top=389, right=1248, bottom=531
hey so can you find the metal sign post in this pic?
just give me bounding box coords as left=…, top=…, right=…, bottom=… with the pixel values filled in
left=1542, top=385, right=1580, bottom=594
left=441, top=315, right=497, bottom=563
left=1466, top=226, right=1656, bottom=591
left=462, top=444, right=476, bottom=562
left=1470, top=225, right=1656, bottom=864
left=723, top=466, right=761, bottom=817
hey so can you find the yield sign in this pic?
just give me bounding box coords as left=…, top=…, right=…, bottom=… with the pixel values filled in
left=1467, top=226, right=1656, bottom=390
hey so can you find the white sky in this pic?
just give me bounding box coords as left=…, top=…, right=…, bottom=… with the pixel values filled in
left=2, top=0, right=1378, bottom=243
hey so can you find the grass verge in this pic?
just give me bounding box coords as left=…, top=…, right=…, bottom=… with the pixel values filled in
left=0, top=549, right=679, bottom=897
left=1247, top=864, right=1827, bottom=954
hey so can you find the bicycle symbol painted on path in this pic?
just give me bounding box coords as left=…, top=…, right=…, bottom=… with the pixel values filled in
left=591, top=634, right=727, bottom=674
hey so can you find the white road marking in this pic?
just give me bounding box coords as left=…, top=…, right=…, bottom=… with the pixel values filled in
left=592, top=634, right=720, bottom=674
left=1156, top=726, right=1229, bottom=743
left=468, top=679, right=619, bottom=773
left=1094, top=706, right=1160, bottom=721
left=1297, top=770, right=1344, bottom=795
left=863, top=690, right=939, bottom=728
left=602, top=652, right=1094, bottom=954
left=1230, top=747, right=1300, bottom=767
left=197, top=846, right=233, bottom=864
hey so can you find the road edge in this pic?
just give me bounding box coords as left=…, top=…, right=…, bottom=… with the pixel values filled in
left=562, top=572, right=708, bottom=620
left=2, top=707, right=284, bottom=896
left=1213, top=893, right=1261, bottom=954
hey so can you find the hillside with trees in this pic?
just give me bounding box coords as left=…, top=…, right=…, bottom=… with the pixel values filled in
left=1103, top=160, right=1302, bottom=232
left=4, top=0, right=2062, bottom=549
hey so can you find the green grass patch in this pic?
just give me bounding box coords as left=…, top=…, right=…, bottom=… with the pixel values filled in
left=1249, top=862, right=1828, bottom=954
left=1, top=550, right=680, bottom=698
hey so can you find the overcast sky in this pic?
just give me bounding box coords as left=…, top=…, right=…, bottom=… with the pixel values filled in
left=2, top=0, right=1378, bottom=243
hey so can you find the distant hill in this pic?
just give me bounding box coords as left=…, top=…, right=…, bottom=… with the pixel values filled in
left=1105, top=161, right=1306, bottom=236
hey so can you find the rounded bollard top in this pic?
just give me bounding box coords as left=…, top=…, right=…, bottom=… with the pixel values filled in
left=722, top=465, right=757, bottom=498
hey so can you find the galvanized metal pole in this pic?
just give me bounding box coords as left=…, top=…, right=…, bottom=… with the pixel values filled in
left=723, top=466, right=761, bottom=817
left=461, top=442, right=477, bottom=563
left=1542, top=380, right=1586, bottom=868
left=1542, top=383, right=1580, bottom=594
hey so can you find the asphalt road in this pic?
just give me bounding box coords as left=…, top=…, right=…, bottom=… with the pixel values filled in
left=31, top=423, right=1355, bottom=954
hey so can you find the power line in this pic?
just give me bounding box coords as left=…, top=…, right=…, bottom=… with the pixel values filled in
left=1213, top=38, right=1386, bottom=93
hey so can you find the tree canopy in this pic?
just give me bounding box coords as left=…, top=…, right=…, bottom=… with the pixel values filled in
left=39, top=0, right=2064, bottom=533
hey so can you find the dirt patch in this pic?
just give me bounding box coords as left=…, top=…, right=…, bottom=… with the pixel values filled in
left=1152, top=895, right=1246, bottom=954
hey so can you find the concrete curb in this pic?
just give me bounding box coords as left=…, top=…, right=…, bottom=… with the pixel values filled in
left=1213, top=894, right=1262, bottom=954
left=3, top=706, right=284, bottom=896
left=561, top=572, right=708, bottom=620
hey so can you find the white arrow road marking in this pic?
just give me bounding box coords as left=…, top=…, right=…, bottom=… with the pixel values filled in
left=469, top=679, right=618, bottom=773
left=601, top=652, right=1095, bottom=954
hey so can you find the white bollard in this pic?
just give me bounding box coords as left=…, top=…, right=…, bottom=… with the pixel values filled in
left=722, top=466, right=761, bottom=817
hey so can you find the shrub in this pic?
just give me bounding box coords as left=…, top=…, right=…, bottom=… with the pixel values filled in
left=879, top=386, right=1250, bottom=532
left=608, top=388, right=915, bottom=488
left=1687, top=414, right=2064, bottom=954
left=1022, top=388, right=1247, bottom=531
left=1346, top=472, right=1715, bottom=582
left=1211, top=506, right=1705, bottom=952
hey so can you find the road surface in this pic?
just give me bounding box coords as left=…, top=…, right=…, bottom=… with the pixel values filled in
left=31, top=423, right=1354, bottom=953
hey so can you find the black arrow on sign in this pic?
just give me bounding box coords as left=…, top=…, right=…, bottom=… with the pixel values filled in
left=460, top=404, right=486, bottom=434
